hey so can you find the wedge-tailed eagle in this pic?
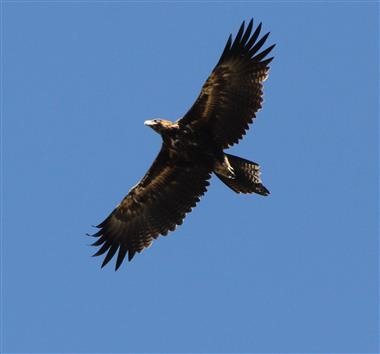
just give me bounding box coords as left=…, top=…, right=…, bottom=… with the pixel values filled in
left=90, top=19, right=275, bottom=270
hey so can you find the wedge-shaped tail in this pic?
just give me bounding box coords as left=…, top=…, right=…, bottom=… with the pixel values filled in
left=215, top=153, right=270, bottom=195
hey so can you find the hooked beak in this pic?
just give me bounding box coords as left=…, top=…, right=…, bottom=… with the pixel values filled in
left=144, top=120, right=155, bottom=126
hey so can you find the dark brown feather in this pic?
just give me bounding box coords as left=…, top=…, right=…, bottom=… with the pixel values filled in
left=215, top=154, right=270, bottom=195
left=92, top=146, right=212, bottom=269
left=178, top=20, right=275, bottom=148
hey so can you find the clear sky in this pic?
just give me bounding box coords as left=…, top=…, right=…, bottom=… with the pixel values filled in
left=2, top=2, right=378, bottom=353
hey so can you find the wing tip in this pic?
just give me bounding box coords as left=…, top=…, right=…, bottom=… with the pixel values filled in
left=217, top=19, right=274, bottom=66
left=128, top=250, right=136, bottom=262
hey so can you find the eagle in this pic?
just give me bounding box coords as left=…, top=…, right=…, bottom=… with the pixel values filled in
left=90, top=19, right=275, bottom=270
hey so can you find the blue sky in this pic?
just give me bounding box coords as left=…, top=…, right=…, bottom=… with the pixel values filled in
left=2, top=2, right=378, bottom=353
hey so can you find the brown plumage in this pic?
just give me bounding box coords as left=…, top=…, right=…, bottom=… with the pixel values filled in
left=89, top=19, right=275, bottom=270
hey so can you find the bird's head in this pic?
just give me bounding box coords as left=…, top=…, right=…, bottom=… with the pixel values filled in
left=144, top=119, right=178, bottom=135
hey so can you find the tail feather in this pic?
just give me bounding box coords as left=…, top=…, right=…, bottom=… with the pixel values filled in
left=214, top=153, right=270, bottom=196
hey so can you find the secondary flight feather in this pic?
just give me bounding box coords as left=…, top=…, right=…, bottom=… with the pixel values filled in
left=89, top=19, right=275, bottom=270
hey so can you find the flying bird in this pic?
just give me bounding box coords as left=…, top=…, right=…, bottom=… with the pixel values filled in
left=90, top=19, right=275, bottom=270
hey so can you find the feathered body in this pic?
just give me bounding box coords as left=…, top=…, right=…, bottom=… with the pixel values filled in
left=90, top=19, right=275, bottom=270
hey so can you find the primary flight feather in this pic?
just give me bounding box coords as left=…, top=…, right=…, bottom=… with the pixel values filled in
left=90, top=19, right=275, bottom=270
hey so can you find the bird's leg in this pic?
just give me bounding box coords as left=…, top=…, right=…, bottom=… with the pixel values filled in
left=214, top=154, right=235, bottom=179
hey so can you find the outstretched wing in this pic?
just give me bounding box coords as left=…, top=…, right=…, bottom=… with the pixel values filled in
left=178, top=19, right=275, bottom=148
left=90, top=147, right=212, bottom=270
